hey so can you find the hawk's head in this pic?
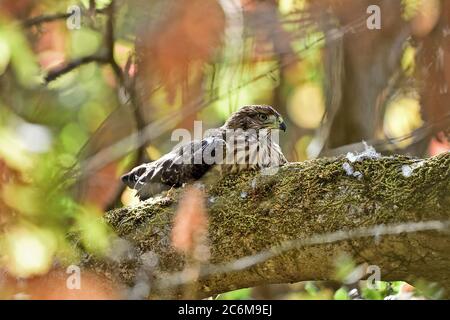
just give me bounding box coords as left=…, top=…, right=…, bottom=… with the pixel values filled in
left=223, top=105, right=287, bottom=132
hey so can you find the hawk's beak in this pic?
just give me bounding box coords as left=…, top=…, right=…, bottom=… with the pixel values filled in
left=279, top=121, right=287, bottom=132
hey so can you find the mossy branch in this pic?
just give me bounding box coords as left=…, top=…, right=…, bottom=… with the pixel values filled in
left=87, top=152, right=450, bottom=298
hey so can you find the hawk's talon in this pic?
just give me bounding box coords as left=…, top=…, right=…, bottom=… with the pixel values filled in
left=166, top=186, right=176, bottom=199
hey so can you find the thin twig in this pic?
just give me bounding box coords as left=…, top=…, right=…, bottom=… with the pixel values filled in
left=46, top=0, right=148, bottom=208
left=102, top=0, right=148, bottom=210
left=44, top=55, right=108, bottom=82
left=22, top=8, right=106, bottom=28
left=22, top=12, right=73, bottom=28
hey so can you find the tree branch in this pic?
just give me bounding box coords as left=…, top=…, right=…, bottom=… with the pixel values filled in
left=84, top=152, right=450, bottom=299
left=22, top=12, right=74, bottom=28
left=44, top=55, right=108, bottom=82
left=22, top=8, right=106, bottom=28
left=43, top=2, right=118, bottom=84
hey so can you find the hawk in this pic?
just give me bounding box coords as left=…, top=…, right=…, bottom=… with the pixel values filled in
left=122, top=105, right=287, bottom=200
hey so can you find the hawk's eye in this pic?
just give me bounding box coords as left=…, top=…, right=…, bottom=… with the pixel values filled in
left=258, top=114, right=268, bottom=121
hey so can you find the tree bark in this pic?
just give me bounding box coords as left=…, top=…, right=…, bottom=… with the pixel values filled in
left=86, top=152, right=450, bottom=299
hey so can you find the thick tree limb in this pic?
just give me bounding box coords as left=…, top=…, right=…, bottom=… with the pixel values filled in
left=87, top=152, right=450, bottom=299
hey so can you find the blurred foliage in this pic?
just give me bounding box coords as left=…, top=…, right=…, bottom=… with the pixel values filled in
left=217, top=288, right=252, bottom=300
left=218, top=257, right=434, bottom=300
left=0, top=0, right=118, bottom=285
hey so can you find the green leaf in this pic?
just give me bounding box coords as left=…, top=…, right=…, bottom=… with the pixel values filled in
left=334, top=288, right=350, bottom=300
left=74, top=206, right=113, bottom=255
left=217, top=288, right=252, bottom=300
left=0, top=23, right=40, bottom=87
left=0, top=33, right=11, bottom=75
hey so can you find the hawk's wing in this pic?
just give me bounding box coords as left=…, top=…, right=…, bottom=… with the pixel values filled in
left=121, top=134, right=225, bottom=200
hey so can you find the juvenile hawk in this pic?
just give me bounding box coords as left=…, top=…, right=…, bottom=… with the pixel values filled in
left=121, top=105, right=287, bottom=200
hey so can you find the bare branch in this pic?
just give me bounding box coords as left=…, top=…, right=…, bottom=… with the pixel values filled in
left=43, top=3, right=118, bottom=84
left=44, top=55, right=108, bottom=82
left=22, top=8, right=106, bottom=28
left=22, top=12, right=74, bottom=28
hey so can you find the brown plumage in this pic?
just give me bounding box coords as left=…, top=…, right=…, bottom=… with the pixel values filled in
left=121, top=105, right=287, bottom=200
